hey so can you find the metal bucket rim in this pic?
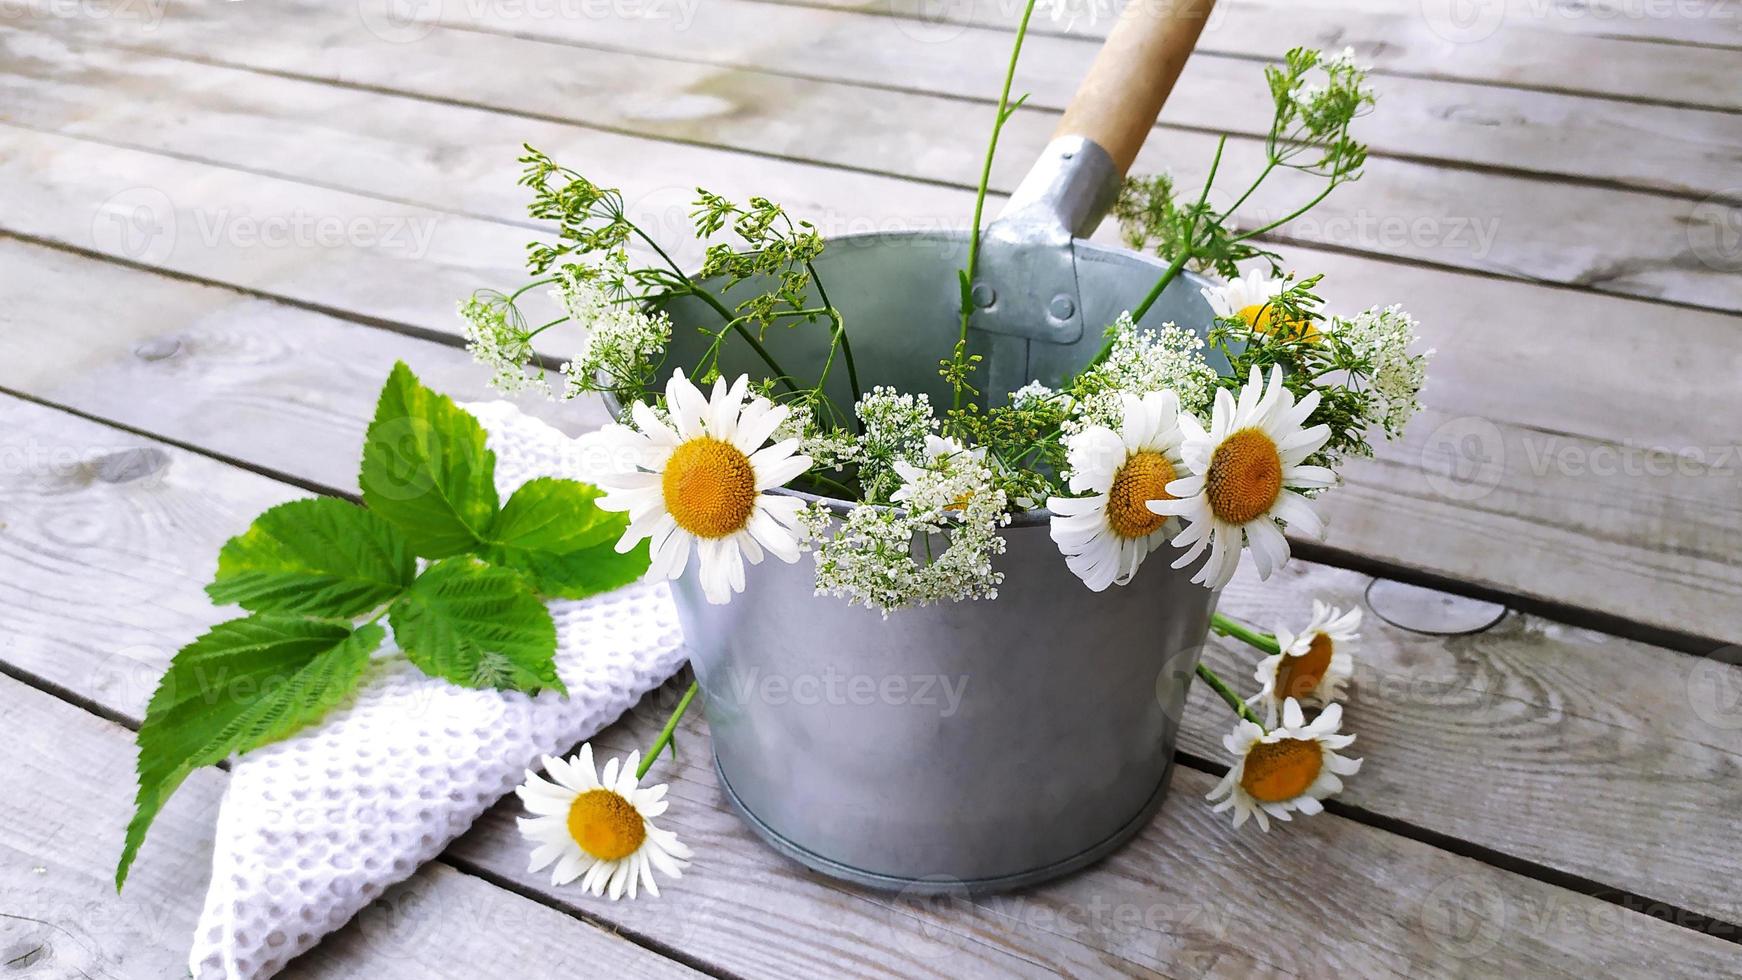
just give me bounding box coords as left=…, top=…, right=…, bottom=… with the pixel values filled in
left=600, top=227, right=1212, bottom=530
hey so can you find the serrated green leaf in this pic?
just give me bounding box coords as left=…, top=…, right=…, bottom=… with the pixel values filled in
left=207, top=498, right=416, bottom=617
left=118, top=616, right=383, bottom=889
left=389, top=559, right=563, bottom=695
left=488, top=478, right=623, bottom=553
left=483, top=477, right=649, bottom=599
left=360, top=362, right=500, bottom=558
left=489, top=537, right=650, bottom=600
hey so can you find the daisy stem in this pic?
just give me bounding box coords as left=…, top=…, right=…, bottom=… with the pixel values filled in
left=638, top=679, right=699, bottom=780
left=1195, top=662, right=1267, bottom=730
left=1210, top=611, right=1282, bottom=655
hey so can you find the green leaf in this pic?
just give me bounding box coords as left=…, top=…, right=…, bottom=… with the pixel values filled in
left=389, top=559, right=563, bottom=695
left=488, top=477, right=622, bottom=553
left=119, top=616, right=383, bottom=889
left=483, top=477, right=649, bottom=599
left=360, top=362, right=500, bottom=558
left=207, top=498, right=416, bottom=617
left=489, top=538, right=650, bottom=600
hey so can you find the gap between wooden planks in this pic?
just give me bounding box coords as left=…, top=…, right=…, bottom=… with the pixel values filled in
left=3, top=235, right=1742, bottom=946
left=12, top=9, right=1742, bottom=313
left=2, top=392, right=1740, bottom=977
left=1, top=32, right=1737, bottom=644
left=0, top=670, right=707, bottom=978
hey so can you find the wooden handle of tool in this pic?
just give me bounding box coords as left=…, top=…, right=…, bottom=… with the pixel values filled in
left=1054, top=0, right=1215, bottom=175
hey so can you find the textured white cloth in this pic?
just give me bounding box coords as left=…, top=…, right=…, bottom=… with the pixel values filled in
left=187, top=402, right=688, bottom=980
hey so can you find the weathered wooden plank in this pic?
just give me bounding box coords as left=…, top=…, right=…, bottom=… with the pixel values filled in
left=1238, top=0, right=1742, bottom=48
left=1, top=270, right=1741, bottom=937
left=488, top=0, right=1742, bottom=195
left=0, top=671, right=703, bottom=979
left=3, top=395, right=1739, bottom=977
left=23, top=2, right=1742, bottom=200
left=465, top=670, right=1742, bottom=978
left=782, top=0, right=1742, bottom=109
left=14, top=12, right=1742, bottom=313
left=1, top=53, right=1737, bottom=643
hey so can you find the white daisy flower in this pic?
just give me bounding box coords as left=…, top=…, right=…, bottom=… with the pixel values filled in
left=587, top=370, right=813, bottom=604
left=516, top=745, right=692, bottom=900
left=1148, top=365, right=1334, bottom=590
left=1251, top=600, right=1360, bottom=726
left=1206, top=698, right=1361, bottom=831
left=1200, top=269, right=1313, bottom=340
left=1047, top=391, right=1186, bottom=591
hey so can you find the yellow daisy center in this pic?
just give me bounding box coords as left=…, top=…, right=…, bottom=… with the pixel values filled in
left=1239, top=738, right=1324, bottom=803
left=1276, top=632, right=1334, bottom=704
left=662, top=436, right=757, bottom=538
left=1237, top=304, right=1317, bottom=342
left=1106, top=451, right=1177, bottom=539
left=567, top=788, right=646, bottom=861
left=1205, top=428, right=1283, bottom=525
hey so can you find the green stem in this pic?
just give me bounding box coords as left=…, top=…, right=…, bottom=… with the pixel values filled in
left=637, top=680, right=699, bottom=779
left=953, top=0, right=1040, bottom=412
left=1078, top=137, right=1228, bottom=374
left=630, top=224, right=802, bottom=396
left=808, top=265, right=862, bottom=410
left=1210, top=611, right=1282, bottom=656
left=801, top=471, right=857, bottom=498
left=1229, top=182, right=1337, bottom=245
left=1195, top=663, right=1267, bottom=730
left=525, top=316, right=568, bottom=340
left=507, top=277, right=557, bottom=303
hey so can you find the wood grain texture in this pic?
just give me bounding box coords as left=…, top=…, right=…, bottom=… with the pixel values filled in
left=0, top=31, right=1738, bottom=641
left=1, top=301, right=1740, bottom=936
left=2, top=394, right=1739, bottom=975
left=13, top=9, right=1742, bottom=312
left=0, top=672, right=702, bottom=979
left=785, top=0, right=1742, bottom=109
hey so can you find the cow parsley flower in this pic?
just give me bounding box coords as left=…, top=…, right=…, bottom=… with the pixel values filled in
left=555, top=269, right=670, bottom=401
left=809, top=441, right=1009, bottom=616
left=1330, top=305, right=1430, bottom=439
left=1069, top=315, right=1218, bottom=433
left=853, top=386, right=938, bottom=501
left=459, top=293, right=547, bottom=395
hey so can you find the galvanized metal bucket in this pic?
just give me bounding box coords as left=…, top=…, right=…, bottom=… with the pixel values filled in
left=623, top=1, right=1225, bottom=893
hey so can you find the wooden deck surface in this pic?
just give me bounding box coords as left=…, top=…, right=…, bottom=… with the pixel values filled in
left=2, top=1, right=1740, bottom=976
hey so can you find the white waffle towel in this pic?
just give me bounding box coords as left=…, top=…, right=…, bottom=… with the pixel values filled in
left=186, top=401, right=689, bottom=979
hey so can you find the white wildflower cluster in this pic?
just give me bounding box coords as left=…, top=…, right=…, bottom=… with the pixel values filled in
left=1331, top=304, right=1431, bottom=439
left=459, top=294, right=547, bottom=395
left=1068, top=315, right=1217, bottom=434
left=851, top=386, right=937, bottom=500
left=1009, top=380, right=1061, bottom=410
left=554, top=268, right=670, bottom=401
left=808, top=448, right=1010, bottom=617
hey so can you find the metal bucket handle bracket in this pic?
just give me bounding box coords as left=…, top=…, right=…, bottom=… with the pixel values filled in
left=968, top=0, right=1216, bottom=398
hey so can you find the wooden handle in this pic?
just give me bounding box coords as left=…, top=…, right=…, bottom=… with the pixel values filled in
left=1054, top=0, right=1216, bottom=175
